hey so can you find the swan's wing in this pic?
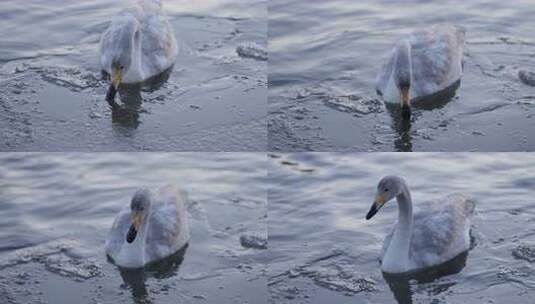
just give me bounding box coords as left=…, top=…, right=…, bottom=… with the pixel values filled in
left=145, top=186, right=189, bottom=261
left=140, top=12, right=178, bottom=77
left=105, top=205, right=131, bottom=258
left=409, top=193, right=473, bottom=268
left=409, top=25, right=465, bottom=97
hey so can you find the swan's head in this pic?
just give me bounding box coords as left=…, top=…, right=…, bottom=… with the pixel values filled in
left=126, top=188, right=153, bottom=243
left=366, top=176, right=405, bottom=220
left=394, top=40, right=412, bottom=120
left=105, top=17, right=140, bottom=102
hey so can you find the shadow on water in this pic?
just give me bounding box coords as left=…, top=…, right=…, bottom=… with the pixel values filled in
left=382, top=251, right=468, bottom=304
left=385, top=81, right=461, bottom=152
left=104, top=68, right=173, bottom=130
left=114, top=244, right=188, bottom=304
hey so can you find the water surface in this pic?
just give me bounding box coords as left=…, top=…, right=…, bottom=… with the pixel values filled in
left=0, top=153, right=267, bottom=304
left=268, top=153, right=535, bottom=303
left=268, top=0, right=535, bottom=151
left=0, top=0, right=267, bottom=151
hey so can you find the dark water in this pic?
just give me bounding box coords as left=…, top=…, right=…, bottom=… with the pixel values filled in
left=268, top=0, right=535, bottom=152
left=268, top=153, right=535, bottom=303
left=0, top=153, right=267, bottom=304
left=0, top=0, right=267, bottom=151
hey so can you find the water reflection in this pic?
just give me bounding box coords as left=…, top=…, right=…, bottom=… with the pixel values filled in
left=116, top=245, right=188, bottom=304
left=385, top=81, right=461, bottom=152
left=105, top=68, right=173, bottom=130
left=382, top=251, right=468, bottom=304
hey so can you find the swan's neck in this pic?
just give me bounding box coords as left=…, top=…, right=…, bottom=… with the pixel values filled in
left=394, top=40, right=412, bottom=91
left=124, top=29, right=144, bottom=82
left=118, top=211, right=151, bottom=267
left=382, top=184, right=413, bottom=273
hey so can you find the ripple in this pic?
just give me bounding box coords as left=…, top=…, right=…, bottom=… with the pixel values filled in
left=0, top=238, right=101, bottom=282
left=269, top=250, right=377, bottom=297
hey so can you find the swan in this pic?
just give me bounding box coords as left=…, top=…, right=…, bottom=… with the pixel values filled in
left=99, top=0, right=178, bottom=101
left=376, top=24, right=465, bottom=119
left=365, top=176, right=475, bottom=274
left=105, top=185, right=190, bottom=268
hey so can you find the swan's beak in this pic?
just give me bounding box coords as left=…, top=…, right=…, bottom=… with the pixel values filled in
left=126, top=211, right=143, bottom=243
left=366, top=193, right=385, bottom=220
left=112, top=68, right=122, bottom=89
left=400, top=87, right=411, bottom=120
left=106, top=68, right=122, bottom=102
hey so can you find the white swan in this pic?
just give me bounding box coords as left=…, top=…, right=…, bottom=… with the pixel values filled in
left=105, top=185, right=190, bottom=268
left=99, top=0, right=178, bottom=101
left=365, top=176, right=475, bottom=274
left=376, top=24, right=465, bottom=119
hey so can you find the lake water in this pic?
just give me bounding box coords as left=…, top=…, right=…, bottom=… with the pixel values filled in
left=268, top=0, right=535, bottom=152
left=267, top=153, right=535, bottom=303
left=0, top=0, right=267, bottom=151
left=0, top=153, right=267, bottom=304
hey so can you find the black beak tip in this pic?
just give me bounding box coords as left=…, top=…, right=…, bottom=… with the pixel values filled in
left=401, top=105, right=411, bottom=120
left=366, top=204, right=378, bottom=220
left=106, top=85, right=117, bottom=103
left=126, top=224, right=137, bottom=243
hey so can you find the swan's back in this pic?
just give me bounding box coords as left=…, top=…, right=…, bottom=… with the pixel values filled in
left=145, top=185, right=190, bottom=263
left=409, top=24, right=465, bottom=99
left=381, top=193, right=475, bottom=270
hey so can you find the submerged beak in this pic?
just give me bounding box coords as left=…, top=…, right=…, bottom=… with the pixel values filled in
left=112, top=68, right=122, bottom=89
left=126, top=211, right=143, bottom=243
left=400, top=87, right=411, bottom=120
left=106, top=68, right=122, bottom=102
left=366, top=193, right=385, bottom=220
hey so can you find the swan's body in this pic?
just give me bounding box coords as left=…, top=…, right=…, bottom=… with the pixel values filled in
left=376, top=24, right=465, bottom=119
left=99, top=0, right=178, bottom=100
left=105, top=185, right=190, bottom=268
left=366, top=176, right=474, bottom=274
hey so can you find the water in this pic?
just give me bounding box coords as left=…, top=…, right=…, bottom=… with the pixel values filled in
left=268, top=0, right=535, bottom=152
left=0, top=0, right=267, bottom=151
left=0, top=153, right=267, bottom=304
left=267, top=153, right=535, bottom=303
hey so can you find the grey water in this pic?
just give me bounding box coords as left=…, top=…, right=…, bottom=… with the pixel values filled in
left=268, top=0, right=535, bottom=152
left=268, top=153, right=535, bottom=303
left=0, top=153, right=267, bottom=304
left=0, top=0, right=267, bottom=151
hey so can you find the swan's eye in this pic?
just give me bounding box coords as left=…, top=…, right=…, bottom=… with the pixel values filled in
left=120, top=65, right=124, bottom=70
left=384, top=188, right=389, bottom=192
